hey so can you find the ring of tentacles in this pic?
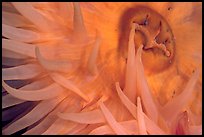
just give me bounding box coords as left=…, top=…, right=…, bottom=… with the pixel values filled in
left=2, top=2, right=201, bottom=135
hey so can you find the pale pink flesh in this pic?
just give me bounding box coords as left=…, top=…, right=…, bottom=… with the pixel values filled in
left=2, top=94, right=25, bottom=109
left=42, top=119, right=77, bottom=135
left=189, top=125, right=202, bottom=135
left=12, top=2, right=57, bottom=32
left=2, top=81, right=65, bottom=101
left=2, top=2, right=201, bottom=135
left=173, top=111, right=190, bottom=135
left=137, top=97, right=148, bottom=134
left=50, top=73, right=90, bottom=102
left=58, top=109, right=106, bottom=124
left=42, top=102, right=82, bottom=135
left=161, top=69, right=199, bottom=122
left=2, top=49, right=29, bottom=59
left=23, top=96, right=77, bottom=135
left=124, top=23, right=137, bottom=103
left=89, top=120, right=138, bottom=135
left=2, top=77, right=54, bottom=108
left=2, top=11, right=30, bottom=27
left=2, top=63, right=42, bottom=80
left=35, top=47, right=76, bottom=73
left=99, top=101, right=128, bottom=135
left=2, top=95, right=66, bottom=135
left=67, top=124, right=87, bottom=134
left=135, top=45, right=158, bottom=123
left=115, top=82, right=166, bottom=134
left=2, top=39, right=36, bottom=58
left=2, top=24, right=39, bottom=42
left=115, top=82, right=137, bottom=119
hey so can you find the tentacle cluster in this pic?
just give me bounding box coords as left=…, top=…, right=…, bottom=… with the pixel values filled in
left=2, top=2, right=202, bottom=135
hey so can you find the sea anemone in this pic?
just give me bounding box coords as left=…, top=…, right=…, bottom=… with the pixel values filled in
left=2, top=2, right=202, bottom=135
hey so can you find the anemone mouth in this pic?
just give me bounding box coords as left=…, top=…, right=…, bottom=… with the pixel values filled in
left=2, top=2, right=202, bottom=135
left=119, top=6, right=175, bottom=74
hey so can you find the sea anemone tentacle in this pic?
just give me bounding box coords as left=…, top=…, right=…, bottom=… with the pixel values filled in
left=137, top=97, right=148, bottom=134
left=124, top=23, right=137, bottom=103
left=89, top=120, right=139, bottom=135
left=160, top=69, right=199, bottom=123
left=2, top=39, right=36, bottom=58
left=2, top=95, right=67, bottom=135
left=50, top=73, right=90, bottom=102
left=58, top=109, right=105, bottom=124
left=2, top=2, right=201, bottom=135
left=99, top=101, right=128, bottom=135
left=2, top=24, right=39, bottom=42
left=135, top=45, right=159, bottom=123
left=2, top=81, right=65, bottom=101
left=2, top=63, right=42, bottom=80
left=35, top=46, right=78, bottom=73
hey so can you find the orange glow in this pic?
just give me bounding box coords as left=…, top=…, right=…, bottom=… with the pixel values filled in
left=2, top=2, right=202, bottom=135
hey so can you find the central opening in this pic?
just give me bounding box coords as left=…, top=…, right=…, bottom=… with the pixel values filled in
left=119, top=6, right=176, bottom=74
